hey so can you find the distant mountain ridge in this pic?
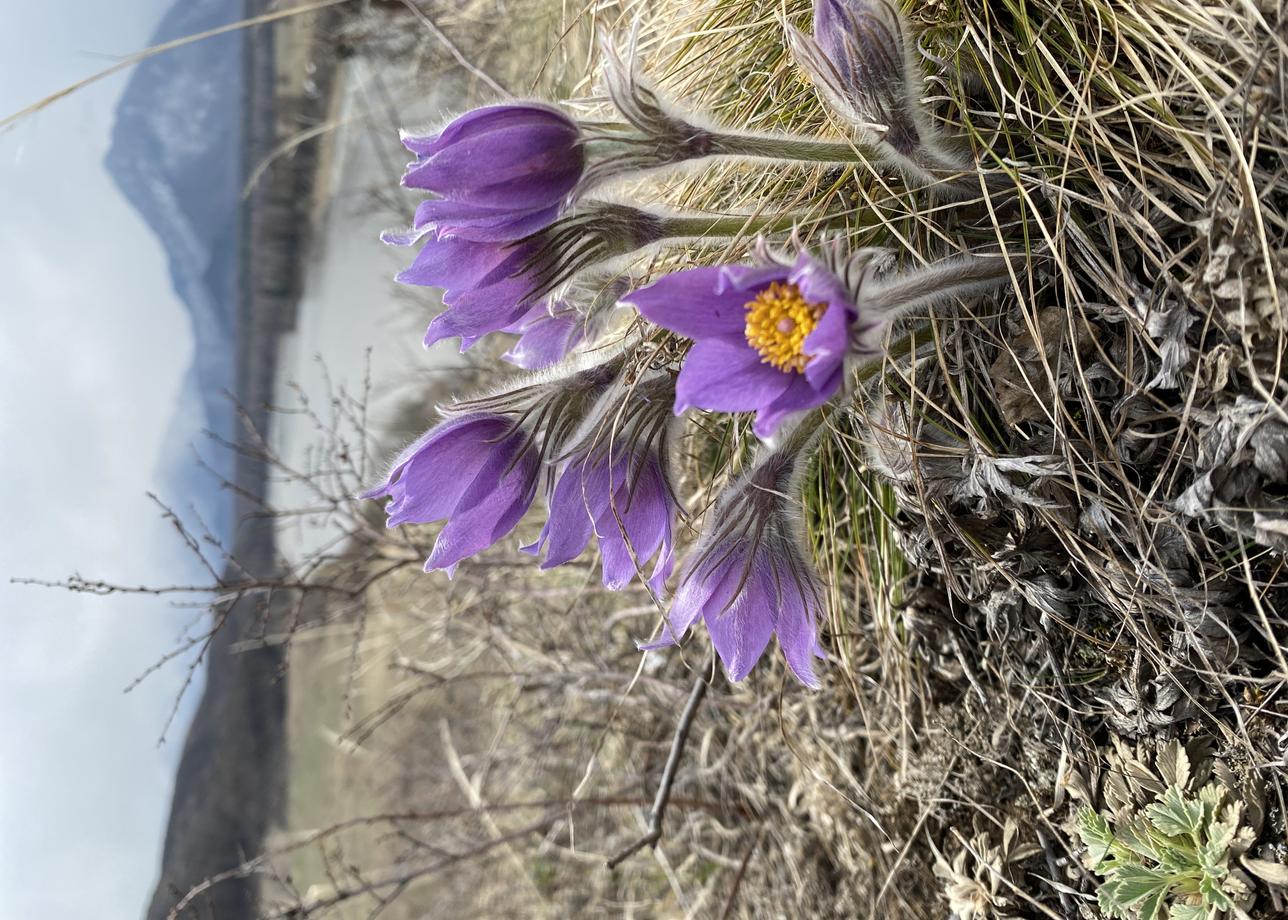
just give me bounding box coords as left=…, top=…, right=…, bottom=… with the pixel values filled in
left=114, top=0, right=349, bottom=914
left=105, top=0, right=245, bottom=544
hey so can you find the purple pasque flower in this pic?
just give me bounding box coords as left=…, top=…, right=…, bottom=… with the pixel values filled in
left=524, top=370, right=680, bottom=591
left=398, top=103, right=585, bottom=242
left=363, top=358, right=623, bottom=575
left=787, top=0, right=923, bottom=156
left=625, top=245, right=886, bottom=439
left=644, top=422, right=828, bottom=687
left=388, top=203, right=667, bottom=353
left=628, top=244, right=1016, bottom=438
left=501, top=274, right=630, bottom=370
left=361, top=412, right=540, bottom=576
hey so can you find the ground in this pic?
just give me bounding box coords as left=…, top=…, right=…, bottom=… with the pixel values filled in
left=197, top=0, right=1288, bottom=917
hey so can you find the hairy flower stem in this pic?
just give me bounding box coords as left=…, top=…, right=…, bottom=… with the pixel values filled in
left=709, top=131, right=870, bottom=164
left=590, top=119, right=873, bottom=166
left=659, top=213, right=811, bottom=239
left=709, top=131, right=982, bottom=196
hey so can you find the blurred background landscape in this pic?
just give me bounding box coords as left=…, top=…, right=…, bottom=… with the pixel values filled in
left=3, top=1, right=440, bottom=915
left=7, top=2, right=668, bottom=916
left=5, top=1, right=1288, bottom=918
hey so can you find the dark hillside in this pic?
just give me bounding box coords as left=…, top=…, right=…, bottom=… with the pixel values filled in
left=122, top=1, right=344, bottom=916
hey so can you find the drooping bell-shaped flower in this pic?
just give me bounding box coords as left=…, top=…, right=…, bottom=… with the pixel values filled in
left=502, top=275, right=630, bottom=370
left=387, top=203, right=667, bottom=352
left=626, top=242, right=1013, bottom=438
left=363, top=357, right=623, bottom=574
left=398, top=104, right=585, bottom=242
left=644, top=420, right=828, bottom=687
left=361, top=412, right=540, bottom=575
left=525, top=369, right=680, bottom=591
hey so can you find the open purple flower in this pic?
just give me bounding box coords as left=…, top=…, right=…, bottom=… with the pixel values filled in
left=628, top=245, right=1016, bottom=437
left=524, top=372, right=680, bottom=590
left=644, top=426, right=827, bottom=687
left=398, top=104, right=585, bottom=242
left=363, top=359, right=623, bottom=575
left=625, top=247, right=882, bottom=438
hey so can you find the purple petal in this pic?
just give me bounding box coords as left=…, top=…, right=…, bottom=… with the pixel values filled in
left=718, top=263, right=792, bottom=292
left=705, top=563, right=777, bottom=682
left=645, top=540, right=675, bottom=594
left=812, top=0, right=848, bottom=54
left=411, top=198, right=560, bottom=242
left=789, top=253, right=856, bottom=387
left=751, top=369, right=840, bottom=438
left=473, top=241, right=540, bottom=290
left=402, top=104, right=577, bottom=159
left=640, top=552, right=739, bottom=651
left=408, top=153, right=581, bottom=208
left=381, top=224, right=435, bottom=248
left=771, top=565, right=825, bottom=689
left=534, top=458, right=606, bottom=569
left=625, top=265, right=766, bottom=341
left=791, top=251, right=851, bottom=306
left=363, top=415, right=512, bottom=526
left=801, top=303, right=850, bottom=389
left=424, top=302, right=529, bottom=351
left=502, top=306, right=583, bottom=369
left=596, top=460, right=673, bottom=589
left=674, top=339, right=793, bottom=415
left=405, top=125, right=582, bottom=199
left=395, top=233, right=509, bottom=290
left=670, top=549, right=748, bottom=638
left=423, top=272, right=537, bottom=349
left=424, top=442, right=539, bottom=571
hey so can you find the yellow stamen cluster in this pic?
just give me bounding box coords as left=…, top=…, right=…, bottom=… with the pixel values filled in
left=742, top=281, right=826, bottom=374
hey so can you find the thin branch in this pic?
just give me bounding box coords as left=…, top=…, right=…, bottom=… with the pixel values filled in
left=719, top=826, right=764, bottom=920
left=605, top=665, right=711, bottom=869
left=396, top=0, right=510, bottom=97
left=0, top=0, right=358, bottom=130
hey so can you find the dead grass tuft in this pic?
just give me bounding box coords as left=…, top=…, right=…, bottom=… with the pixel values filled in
left=176, top=0, right=1288, bottom=916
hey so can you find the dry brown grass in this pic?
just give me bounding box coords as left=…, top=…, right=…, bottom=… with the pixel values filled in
left=243, top=0, right=1288, bottom=917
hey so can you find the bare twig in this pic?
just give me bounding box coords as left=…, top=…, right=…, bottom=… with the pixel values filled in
left=395, top=0, right=510, bottom=97
left=605, top=665, right=711, bottom=869
left=0, top=0, right=358, bottom=130
left=719, top=826, right=764, bottom=920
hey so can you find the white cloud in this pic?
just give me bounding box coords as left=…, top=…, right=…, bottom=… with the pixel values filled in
left=0, top=3, right=215, bottom=917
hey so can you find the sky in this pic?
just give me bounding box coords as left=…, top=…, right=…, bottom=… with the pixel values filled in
left=0, top=2, right=211, bottom=917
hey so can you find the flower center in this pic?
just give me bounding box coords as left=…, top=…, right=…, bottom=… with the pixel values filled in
left=743, top=282, right=826, bottom=374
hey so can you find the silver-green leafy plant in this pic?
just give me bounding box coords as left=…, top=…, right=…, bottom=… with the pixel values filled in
left=1076, top=781, right=1256, bottom=920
